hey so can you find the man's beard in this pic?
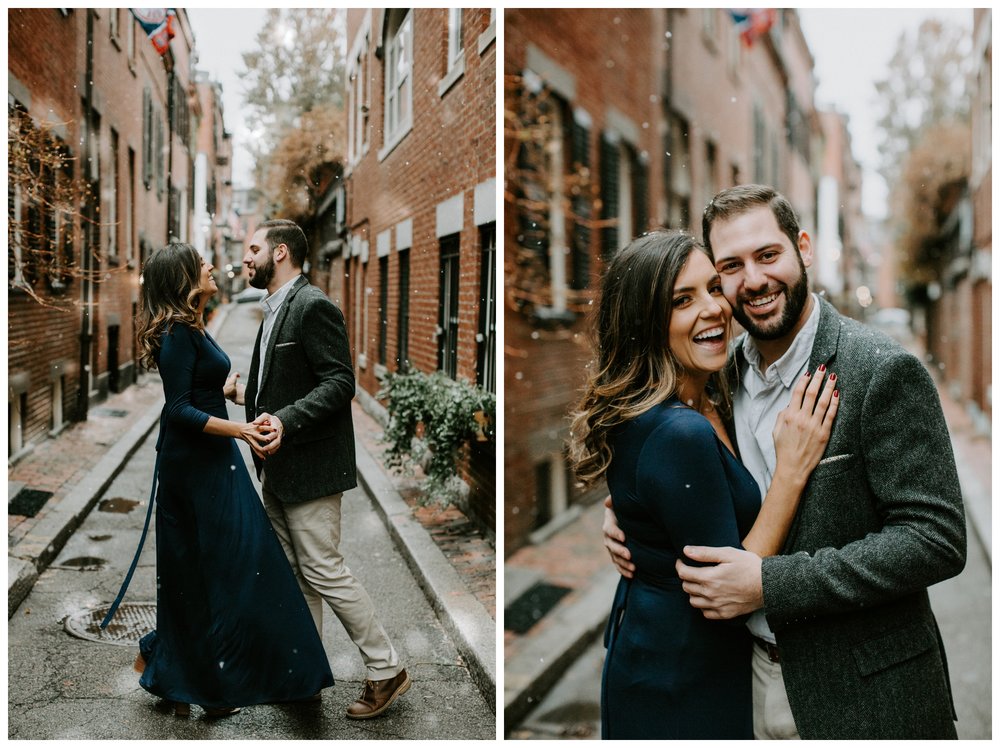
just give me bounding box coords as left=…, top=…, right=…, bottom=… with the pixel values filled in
left=733, top=264, right=809, bottom=341
left=248, top=254, right=275, bottom=290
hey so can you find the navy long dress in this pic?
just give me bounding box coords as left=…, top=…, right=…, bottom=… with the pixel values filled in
left=601, top=398, right=761, bottom=739
left=137, top=323, right=333, bottom=708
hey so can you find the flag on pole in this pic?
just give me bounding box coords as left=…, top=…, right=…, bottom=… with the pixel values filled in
left=130, top=9, right=176, bottom=56
left=728, top=9, right=776, bottom=47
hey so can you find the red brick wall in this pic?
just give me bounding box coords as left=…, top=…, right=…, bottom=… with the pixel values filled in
left=8, top=8, right=199, bottom=455
left=345, top=8, right=495, bottom=394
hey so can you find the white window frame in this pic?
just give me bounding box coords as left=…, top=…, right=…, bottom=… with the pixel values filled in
left=617, top=142, right=634, bottom=252
left=439, top=7, right=465, bottom=96
left=379, top=10, right=413, bottom=160
left=347, top=16, right=371, bottom=167
left=478, top=8, right=496, bottom=55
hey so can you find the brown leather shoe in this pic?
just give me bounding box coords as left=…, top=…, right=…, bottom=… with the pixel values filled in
left=345, top=669, right=411, bottom=719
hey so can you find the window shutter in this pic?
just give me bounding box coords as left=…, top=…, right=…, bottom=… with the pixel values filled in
left=600, top=131, right=619, bottom=259
left=142, top=88, right=152, bottom=189
left=569, top=114, right=590, bottom=290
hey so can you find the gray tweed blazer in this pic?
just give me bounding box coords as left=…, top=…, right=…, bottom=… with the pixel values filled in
left=245, top=275, right=358, bottom=503
left=740, top=297, right=966, bottom=739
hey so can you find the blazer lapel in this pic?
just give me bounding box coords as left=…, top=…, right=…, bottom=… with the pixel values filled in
left=247, top=323, right=264, bottom=410
left=258, top=275, right=307, bottom=394
left=809, top=297, right=841, bottom=371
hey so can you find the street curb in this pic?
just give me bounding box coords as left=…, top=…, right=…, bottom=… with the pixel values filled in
left=355, top=439, right=497, bottom=710
left=7, top=307, right=231, bottom=619
left=503, top=567, right=618, bottom=731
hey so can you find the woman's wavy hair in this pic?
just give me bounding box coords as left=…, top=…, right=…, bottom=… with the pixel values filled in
left=135, top=243, right=204, bottom=370
left=568, top=231, right=731, bottom=487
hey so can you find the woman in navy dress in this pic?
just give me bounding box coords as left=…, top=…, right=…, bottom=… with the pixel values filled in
left=569, top=232, right=837, bottom=739
left=118, top=243, right=334, bottom=717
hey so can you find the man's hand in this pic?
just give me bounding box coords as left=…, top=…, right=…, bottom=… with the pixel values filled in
left=603, top=496, right=635, bottom=579
left=224, top=372, right=245, bottom=405
left=675, top=546, right=764, bottom=619
left=253, top=413, right=284, bottom=455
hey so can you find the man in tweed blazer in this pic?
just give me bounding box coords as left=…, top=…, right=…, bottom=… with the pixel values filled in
left=227, top=219, right=410, bottom=720
left=604, top=186, right=966, bottom=739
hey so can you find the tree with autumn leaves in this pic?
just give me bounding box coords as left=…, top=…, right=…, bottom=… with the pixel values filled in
left=238, top=8, right=347, bottom=221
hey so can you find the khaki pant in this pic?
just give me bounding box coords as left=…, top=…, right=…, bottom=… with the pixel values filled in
left=752, top=642, right=800, bottom=740
left=262, top=478, right=401, bottom=679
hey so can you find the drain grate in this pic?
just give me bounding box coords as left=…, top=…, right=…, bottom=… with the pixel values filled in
left=64, top=602, right=156, bottom=646
left=9, top=488, right=54, bottom=517
left=504, top=582, right=572, bottom=635
left=92, top=408, right=129, bottom=418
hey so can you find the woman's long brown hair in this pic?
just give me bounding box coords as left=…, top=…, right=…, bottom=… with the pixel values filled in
left=135, top=243, right=205, bottom=370
left=568, top=231, right=731, bottom=487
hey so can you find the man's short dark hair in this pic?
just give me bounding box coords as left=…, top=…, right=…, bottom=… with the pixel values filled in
left=701, top=184, right=801, bottom=253
left=258, top=218, right=308, bottom=268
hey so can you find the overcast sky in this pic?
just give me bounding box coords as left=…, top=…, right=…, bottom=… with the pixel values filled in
left=186, top=8, right=976, bottom=215
left=796, top=8, right=973, bottom=219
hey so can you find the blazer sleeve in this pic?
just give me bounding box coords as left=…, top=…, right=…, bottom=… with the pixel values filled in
left=274, top=294, right=356, bottom=438
left=158, top=325, right=211, bottom=434
left=761, top=351, right=967, bottom=629
left=636, top=412, right=746, bottom=563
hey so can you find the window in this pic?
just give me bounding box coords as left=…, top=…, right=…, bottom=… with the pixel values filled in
left=347, top=28, right=370, bottom=164
left=704, top=139, right=718, bottom=210
left=477, top=224, right=496, bottom=393
left=127, top=11, right=135, bottom=64
left=438, top=234, right=460, bottom=378
left=109, top=8, right=120, bottom=43
left=382, top=10, right=413, bottom=155
left=753, top=103, right=766, bottom=183
left=126, top=147, right=135, bottom=263
left=9, top=390, right=28, bottom=457
left=534, top=454, right=572, bottom=530
left=8, top=101, right=24, bottom=286
left=665, top=112, right=691, bottom=230
left=142, top=88, right=153, bottom=189
left=378, top=255, right=389, bottom=366
left=447, top=8, right=463, bottom=71
left=109, top=128, right=119, bottom=261
left=397, top=249, right=410, bottom=372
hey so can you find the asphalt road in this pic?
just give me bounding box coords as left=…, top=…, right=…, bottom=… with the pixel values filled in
left=7, top=302, right=495, bottom=740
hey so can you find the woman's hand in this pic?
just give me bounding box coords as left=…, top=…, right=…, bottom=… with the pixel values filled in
left=772, top=367, right=840, bottom=482
left=235, top=421, right=275, bottom=460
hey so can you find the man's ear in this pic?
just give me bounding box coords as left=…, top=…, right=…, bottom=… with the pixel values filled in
left=797, top=230, right=813, bottom=269
left=273, top=243, right=289, bottom=263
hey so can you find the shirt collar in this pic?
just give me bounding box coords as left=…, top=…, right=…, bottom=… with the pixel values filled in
left=741, top=293, right=822, bottom=387
left=259, top=275, right=302, bottom=317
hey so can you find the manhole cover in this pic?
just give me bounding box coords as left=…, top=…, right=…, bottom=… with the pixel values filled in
left=99, top=497, right=140, bottom=513
left=504, top=582, right=572, bottom=634
left=64, top=602, right=156, bottom=645
left=9, top=488, right=54, bottom=517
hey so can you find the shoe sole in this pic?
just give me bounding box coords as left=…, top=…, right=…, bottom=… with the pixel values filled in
left=345, top=675, right=412, bottom=720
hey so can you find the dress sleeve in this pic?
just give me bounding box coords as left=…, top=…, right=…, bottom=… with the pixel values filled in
left=158, top=325, right=212, bottom=434
left=636, top=411, right=744, bottom=564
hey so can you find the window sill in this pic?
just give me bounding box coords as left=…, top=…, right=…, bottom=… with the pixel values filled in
left=478, top=20, right=496, bottom=55
left=438, top=57, right=465, bottom=98
left=377, top=120, right=413, bottom=162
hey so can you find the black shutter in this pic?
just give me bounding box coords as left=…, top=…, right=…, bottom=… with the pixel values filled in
left=569, top=113, right=590, bottom=290
left=633, top=150, right=649, bottom=238
left=142, top=88, right=152, bottom=189
left=599, top=132, right=619, bottom=260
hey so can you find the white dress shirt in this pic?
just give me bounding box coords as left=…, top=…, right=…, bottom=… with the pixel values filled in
left=257, top=275, right=302, bottom=387
left=734, top=294, right=821, bottom=643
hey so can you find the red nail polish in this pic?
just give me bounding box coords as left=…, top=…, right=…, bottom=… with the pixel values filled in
left=818, top=364, right=826, bottom=372
left=830, top=373, right=837, bottom=381
left=834, top=390, right=839, bottom=397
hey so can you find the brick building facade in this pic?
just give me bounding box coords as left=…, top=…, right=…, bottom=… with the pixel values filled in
left=504, top=9, right=823, bottom=554
left=342, top=8, right=497, bottom=529
left=9, top=9, right=226, bottom=460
